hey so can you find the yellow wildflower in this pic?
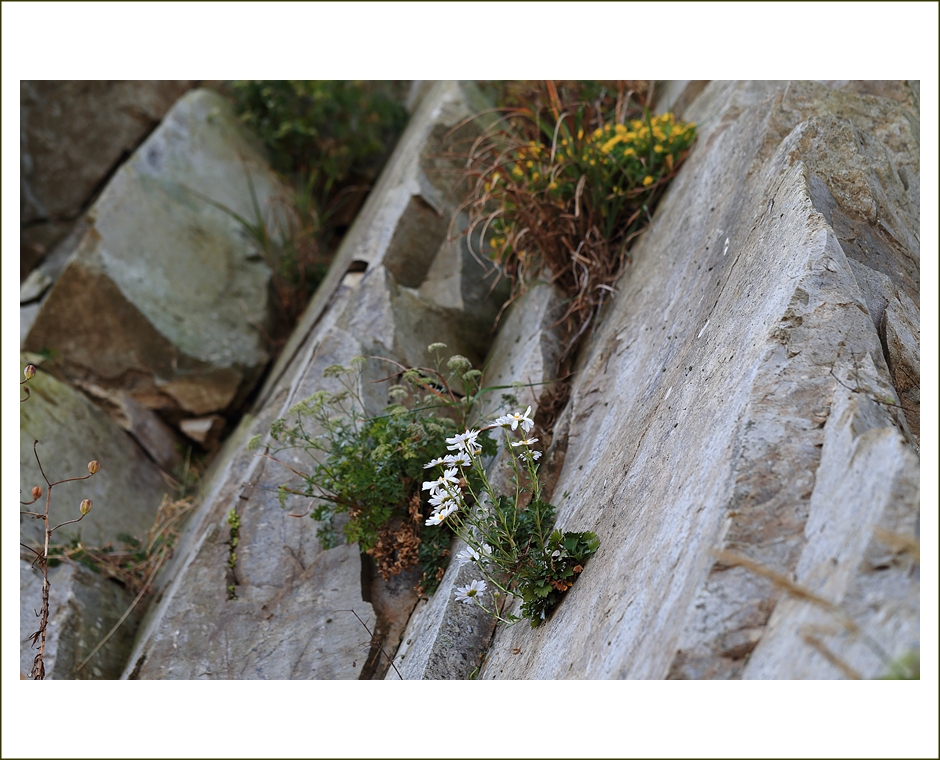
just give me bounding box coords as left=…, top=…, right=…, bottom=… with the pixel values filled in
left=601, top=135, right=622, bottom=153
left=548, top=181, right=558, bottom=190
left=654, top=144, right=663, bottom=153
left=615, top=123, right=627, bottom=135
left=526, top=160, right=534, bottom=168
left=643, top=175, right=654, bottom=186
left=578, top=128, right=584, bottom=140
left=512, top=166, right=524, bottom=177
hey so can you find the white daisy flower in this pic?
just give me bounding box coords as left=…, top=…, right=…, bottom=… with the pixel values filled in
left=443, top=452, right=472, bottom=468
left=428, top=488, right=460, bottom=511
left=494, top=406, right=534, bottom=433
left=454, top=579, right=487, bottom=604
left=422, top=467, right=459, bottom=492
left=456, top=543, right=493, bottom=566
left=510, top=437, right=539, bottom=448
left=425, top=505, right=455, bottom=526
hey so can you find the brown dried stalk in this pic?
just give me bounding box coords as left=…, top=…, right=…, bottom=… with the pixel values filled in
left=21, top=440, right=99, bottom=680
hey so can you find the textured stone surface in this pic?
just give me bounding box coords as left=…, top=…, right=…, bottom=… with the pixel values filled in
left=473, top=80, right=918, bottom=679
left=20, top=80, right=196, bottom=275
left=123, top=81, right=507, bottom=680
left=20, top=358, right=172, bottom=548
left=23, top=89, right=279, bottom=418
left=20, top=558, right=144, bottom=680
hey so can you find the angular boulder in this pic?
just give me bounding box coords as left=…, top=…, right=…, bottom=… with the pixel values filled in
left=23, top=88, right=280, bottom=420
left=20, top=80, right=196, bottom=275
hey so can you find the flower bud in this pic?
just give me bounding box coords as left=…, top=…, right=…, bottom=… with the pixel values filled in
left=31, top=486, right=43, bottom=500
left=24, top=365, right=36, bottom=380
left=87, top=460, right=101, bottom=475
left=80, top=499, right=93, bottom=516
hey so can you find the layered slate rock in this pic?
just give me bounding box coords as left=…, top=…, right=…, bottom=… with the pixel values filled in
left=23, top=89, right=279, bottom=421
left=123, top=82, right=509, bottom=680
left=20, top=80, right=196, bottom=276
left=475, top=81, right=919, bottom=679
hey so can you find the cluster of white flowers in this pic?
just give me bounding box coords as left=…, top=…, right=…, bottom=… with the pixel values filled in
left=422, top=466, right=464, bottom=526
left=420, top=407, right=543, bottom=614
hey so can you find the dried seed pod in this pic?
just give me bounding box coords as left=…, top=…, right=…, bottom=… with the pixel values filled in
left=87, top=460, right=101, bottom=475
left=80, top=499, right=93, bottom=516
left=31, top=486, right=43, bottom=500
left=23, top=365, right=37, bottom=380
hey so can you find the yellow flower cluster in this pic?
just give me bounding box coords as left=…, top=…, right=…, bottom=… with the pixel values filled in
left=482, top=112, right=695, bottom=259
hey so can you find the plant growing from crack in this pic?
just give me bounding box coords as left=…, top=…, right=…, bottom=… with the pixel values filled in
left=252, top=342, right=597, bottom=625
left=20, top=364, right=101, bottom=679
left=422, top=408, right=599, bottom=627
left=251, top=345, right=528, bottom=595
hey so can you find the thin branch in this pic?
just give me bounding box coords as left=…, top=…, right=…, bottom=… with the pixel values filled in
left=334, top=609, right=403, bottom=680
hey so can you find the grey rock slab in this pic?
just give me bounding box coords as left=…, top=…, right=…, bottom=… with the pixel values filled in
left=20, top=559, right=144, bottom=680
left=20, top=359, right=173, bottom=548
left=475, top=81, right=918, bottom=679
left=123, top=326, right=379, bottom=679
left=477, top=281, right=567, bottom=420
left=389, top=541, right=496, bottom=680
left=23, top=88, right=279, bottom=416
left=20, top=80, right=196, bottom=273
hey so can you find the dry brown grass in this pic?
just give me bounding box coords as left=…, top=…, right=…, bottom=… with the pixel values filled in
left=451, top=81, right=695, bottom=368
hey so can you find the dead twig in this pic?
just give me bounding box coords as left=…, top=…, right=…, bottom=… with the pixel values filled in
left=334, top=609, right=403, bottom=680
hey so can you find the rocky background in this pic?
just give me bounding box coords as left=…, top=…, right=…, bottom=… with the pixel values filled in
left=19, top=80, right=919, bottom=680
